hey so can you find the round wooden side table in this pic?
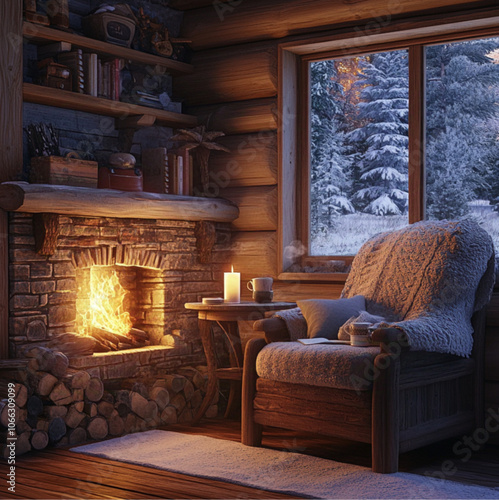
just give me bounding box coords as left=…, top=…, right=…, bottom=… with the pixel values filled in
left=184, top=301, right=297, bottom=423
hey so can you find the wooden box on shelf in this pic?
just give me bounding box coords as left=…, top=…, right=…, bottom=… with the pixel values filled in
left=30, top=156, right=98, bottom=188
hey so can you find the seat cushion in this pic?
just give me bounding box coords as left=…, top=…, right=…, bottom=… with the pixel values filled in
left=256, top=342, right=379, bottom=391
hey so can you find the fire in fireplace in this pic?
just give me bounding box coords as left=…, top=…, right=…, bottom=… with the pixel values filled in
left=75, top=265, right=156, bottom=352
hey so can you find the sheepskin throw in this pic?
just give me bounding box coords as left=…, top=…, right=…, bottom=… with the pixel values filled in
left=341, top=219, right=495, bottom=357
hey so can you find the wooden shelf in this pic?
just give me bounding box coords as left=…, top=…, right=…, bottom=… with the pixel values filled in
left=23, top=22, right=193, bottom=76
left=0, top=182, right=240, bottom=223
left=23, top=83, right=197, bottom=128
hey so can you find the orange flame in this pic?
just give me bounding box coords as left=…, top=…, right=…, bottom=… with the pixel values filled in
left=77, top=267, right=132, bottom=336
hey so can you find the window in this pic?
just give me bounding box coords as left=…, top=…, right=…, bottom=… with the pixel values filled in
left=280, top=19, right=499, bottom=276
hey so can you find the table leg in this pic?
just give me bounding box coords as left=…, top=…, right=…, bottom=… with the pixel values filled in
left=192, top=318, right=218, bottom=424
left=218, top=321, right=243, bottom=418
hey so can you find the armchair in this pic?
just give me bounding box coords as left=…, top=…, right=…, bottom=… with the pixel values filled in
left=241, top=219, right=495, bottom=473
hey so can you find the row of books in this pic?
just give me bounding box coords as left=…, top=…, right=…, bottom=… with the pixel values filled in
left=37, top=42, right=123, bottom=100
left=142, top=148, right=193, bottom=196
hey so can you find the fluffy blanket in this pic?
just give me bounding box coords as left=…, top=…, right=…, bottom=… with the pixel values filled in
left=341, top=219, right=495, bottom=357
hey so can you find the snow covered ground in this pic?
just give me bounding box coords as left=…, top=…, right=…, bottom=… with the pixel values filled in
left=311, top=213, right=499, bottom=257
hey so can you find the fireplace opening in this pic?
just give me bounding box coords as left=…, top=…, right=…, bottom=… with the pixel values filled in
left=75, top=264, right=167, bottom=352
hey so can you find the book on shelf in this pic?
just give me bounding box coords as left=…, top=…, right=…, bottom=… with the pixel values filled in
left=297, top=338, right=351, bottom=345
left=37, top=41, right=72, bottom=59
left=57, top=49, right=84, bottom=93
left=83, top=53, right=98, bottom=97
left=142, top=148, right=169, bottom=194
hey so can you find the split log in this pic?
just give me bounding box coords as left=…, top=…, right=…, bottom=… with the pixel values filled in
left=101, top=392, right=114, bottom=404
left=28, top=358, right=40, bottom=372
left=37, top=419, right=49, bottom=432
left=24, top=346, right=48, bottom=359
left=121, top=381, right=148, bottom=399
left=85, top=377, right=104, bottom=402
left=68, top=427, right=87, bottom=445
left=170, top=393, right=186, bottom=414
left=114, top=390, right=131, bottom=407
left=160, top=406, right=177, bottom=424
left=36, top=348, right=56, bottom=372
left=108, top=412, right=125, bottom=436
left=118, top=343, right=133, bottom=350
left=65, top=406, right=85, bottom=428
left=51, top=352, right=69, bottom=378
left=97, top=401, right=115, bottom=418
left=49, top=382, right=73, bottom=405
left=190, top=390, right=203, bottom=410
left=48, top=333, right=96, bottom=357
left=158, top=375, right=186, bottom=394
left=124, top=413, right=138, bottom=434
left=48, top=416, right=66, bottom=443
left=179, top=367, right=207, bottom=390
left=72, top=388, right=84, bottom=402
left=16, top=420, right=32, bottom=434
left=44, top=405, right=68, bottom=420
left=87, top=417, right=108, bottom=440
left=14, top=383, right=28, bottom=408
left=91, top=326, right=130, bottom=345
left=178, top=408, right=194, bottom=423
left=115, top=402, right=129, bottom=418
left=73, top=401, right=84, bottom=412
left=84, top=402, right=98, bottom=418
left=69, top=370, right=91, bottom=390
left=37, top=372, right=58, bottom=396
left=27, top=396, right=43, bottom=417
left=16, top=431, right=32, bottom=456
left=92, top=332, right=119, bottom=351
left=128, top=328, right=149, bottom=341
left=30, top=429, right=49, bottom=450
left=149, top=387, right=170, bottom=411
left=183, top=380, right=195, bottom=401
left=93, top=341, right=112, bottom=353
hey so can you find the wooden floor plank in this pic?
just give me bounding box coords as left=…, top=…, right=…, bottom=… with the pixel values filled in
left=3, top=418, right=498, bottom=499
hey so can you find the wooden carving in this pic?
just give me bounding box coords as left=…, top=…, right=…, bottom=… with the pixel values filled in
left=195, top=221, right=216, bottom=263
left=33, top=213, right=60, bottom=255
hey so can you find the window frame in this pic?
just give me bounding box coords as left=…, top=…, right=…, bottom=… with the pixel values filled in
left=278, top=10, right=499, bottom=282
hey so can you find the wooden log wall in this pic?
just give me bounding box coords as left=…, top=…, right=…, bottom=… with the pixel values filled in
left=176, top=0, right=499, bottom=430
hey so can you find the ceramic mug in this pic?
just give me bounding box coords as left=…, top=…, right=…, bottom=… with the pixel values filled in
left=247, top=277, right=273, bottom=292
left=350, top=322, right=372, bottom=347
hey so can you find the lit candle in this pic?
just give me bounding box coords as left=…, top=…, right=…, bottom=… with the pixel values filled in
left=224, top=265, right=240, bottom=303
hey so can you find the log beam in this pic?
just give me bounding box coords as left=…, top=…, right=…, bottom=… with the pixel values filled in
left=0, top=182, right=239, bottom=223
left=174, top=42, right=277, bottom=106
left=181, top=0, right=498, bottom=50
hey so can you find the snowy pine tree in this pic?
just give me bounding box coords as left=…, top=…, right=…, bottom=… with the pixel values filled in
left=347, top=50, right=409, bottom=216
left=310, top=60, right=354, bottom=237
left=426, top=39, right=499, bottom=219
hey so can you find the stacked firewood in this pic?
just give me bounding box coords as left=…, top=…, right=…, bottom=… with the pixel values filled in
left=0, top=347, right=215, bottom=458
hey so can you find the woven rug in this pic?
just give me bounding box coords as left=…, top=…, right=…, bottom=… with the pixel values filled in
left=71, top=430, right=499, bottom=499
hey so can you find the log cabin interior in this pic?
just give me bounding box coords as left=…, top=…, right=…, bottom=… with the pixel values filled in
left=1, top=0, right=499, bottom=498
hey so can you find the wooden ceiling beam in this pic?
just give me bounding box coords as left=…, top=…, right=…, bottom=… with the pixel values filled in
left=181, top=0, right=499, bottom=50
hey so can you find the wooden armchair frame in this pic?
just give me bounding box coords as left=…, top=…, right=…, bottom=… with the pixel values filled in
left=241, top=310, right=486, bottom=473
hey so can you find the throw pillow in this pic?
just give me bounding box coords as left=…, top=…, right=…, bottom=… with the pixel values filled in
left=297, top=295, right=366, bottom=339
left=337, top=311, right=386, bottom=340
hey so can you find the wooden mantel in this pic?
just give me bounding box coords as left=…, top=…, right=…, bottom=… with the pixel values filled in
left=0, top=182, right=239, bottom=223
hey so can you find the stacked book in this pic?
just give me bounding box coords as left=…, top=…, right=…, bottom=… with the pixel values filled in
left=36, top=42, right=123, bottom=100
left=57, top=49, right=84, bottom=93
left=142, top=148, right=193, bottom=196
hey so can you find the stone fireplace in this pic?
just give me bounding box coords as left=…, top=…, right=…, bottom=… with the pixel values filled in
left=9, top=211, right=231, bottom=378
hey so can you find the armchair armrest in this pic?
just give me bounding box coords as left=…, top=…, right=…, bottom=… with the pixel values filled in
left=371, top=327, right=410, bottom=354
left=253, top=317, right=291, bottom=343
